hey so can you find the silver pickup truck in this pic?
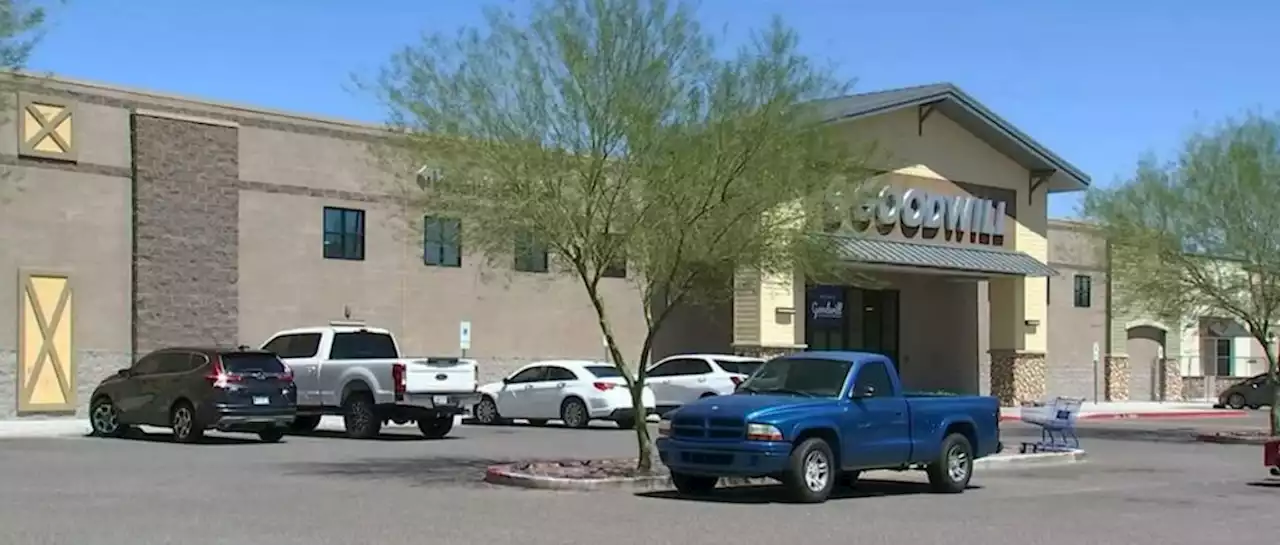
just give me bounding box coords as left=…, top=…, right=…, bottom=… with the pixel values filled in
left=260, top=322, right=480, bottom=439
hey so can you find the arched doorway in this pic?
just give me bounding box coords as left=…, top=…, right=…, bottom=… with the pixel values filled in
left=1127, top=326, right=1166, bottom=401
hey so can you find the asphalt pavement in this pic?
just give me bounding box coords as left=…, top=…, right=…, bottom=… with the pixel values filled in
left=0, top=418, right=1275, bottom=545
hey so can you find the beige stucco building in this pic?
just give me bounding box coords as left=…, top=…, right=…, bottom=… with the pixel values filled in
left=0, top=75, right=1094, bottom=419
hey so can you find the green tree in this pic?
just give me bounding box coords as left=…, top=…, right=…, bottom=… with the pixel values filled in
left=370, top=0, right=875, bottom=470
left=1084, top=113, right=1280, bottom=435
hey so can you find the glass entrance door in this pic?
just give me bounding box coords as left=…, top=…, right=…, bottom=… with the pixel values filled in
left=858, top=289, right=900, bottom=374
left=804, top=285, right=899, bottom=371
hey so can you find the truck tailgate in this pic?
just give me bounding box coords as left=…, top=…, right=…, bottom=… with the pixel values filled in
left=404, top=357, right=477, bottom=393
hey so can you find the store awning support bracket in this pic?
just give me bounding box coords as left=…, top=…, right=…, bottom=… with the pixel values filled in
left=917, top=101, right=940, bottom=136
left=1029, top=169, right=1056, bottom=204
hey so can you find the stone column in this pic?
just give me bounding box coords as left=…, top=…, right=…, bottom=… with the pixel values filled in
left=1159, top=357, right=1182, bottom=401
left=1104, top=354, right=1130, bottom=401
left=989, top=350, right=1047, bottom=406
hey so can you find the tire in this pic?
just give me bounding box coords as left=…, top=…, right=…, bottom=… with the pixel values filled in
left=258, top=427, right=285, bottom=443
left=927, top=433, right=974, bottom=494
left=418, top=416, right=454, bottom=439
left=615, top=417, right=636, bottom=430
left=89, top=397, right=128, bottom=438
left=528, top=419, right=548, bottom=426
left=1227, top=393, right=1247, bottom=410
left=670, top=472, right=718, bottom=495
left=289, top=415, right=322, bottom=433
left=474, top=396, right=502, bottom=425
left=170, top=401, right=203, bottom=444
left=342, top=392, right=382, bottom=439
left=783, top=437, right=836, bottom=503
left=700, top=392, right=717, bottom=398
left=560, top=397, right=590, bottom=429
left=838, top=470, right=862, bottom=488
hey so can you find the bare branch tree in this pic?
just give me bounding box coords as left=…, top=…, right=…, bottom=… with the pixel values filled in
left=368, top=0, right=877, bottom=470
left=1085, top=112, right=1280, bottom=435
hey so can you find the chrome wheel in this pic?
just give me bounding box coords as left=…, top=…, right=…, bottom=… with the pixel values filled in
left=803, top=450, right=830, bottom=491
left=947, top=445, right=970, bottom=482
left=562, top=399, right=588, bottom=428
left=172, top=406, right=193, bottom=439
left=476, top=397, right=499, bottom=424
left=91, top=400, right=120, bottom=436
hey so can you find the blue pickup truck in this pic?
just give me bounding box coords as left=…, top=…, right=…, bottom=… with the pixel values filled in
left=655, top=351, right=1001, bottom=503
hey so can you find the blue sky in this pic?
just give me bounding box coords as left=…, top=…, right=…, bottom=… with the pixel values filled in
left=26, top=0, right=1278, bottom=218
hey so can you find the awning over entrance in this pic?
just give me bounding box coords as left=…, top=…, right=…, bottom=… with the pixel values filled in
left=830, top=236, right=1058, bottom=277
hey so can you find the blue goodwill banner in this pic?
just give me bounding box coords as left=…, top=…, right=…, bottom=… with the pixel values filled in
left=807, top=286, right=844, bottom=329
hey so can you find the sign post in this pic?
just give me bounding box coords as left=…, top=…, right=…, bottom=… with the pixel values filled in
left=459, top=321, right=472, bottom=358
left=1092, top=342, right=1101, bottom=401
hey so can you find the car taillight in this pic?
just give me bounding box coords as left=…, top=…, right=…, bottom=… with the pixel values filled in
left=392, top=363, right=407, bottom=395
left=593, top=382, right=617, bottom=391
left=278, top=365, right=294, bottom=384
left=205, top=358, right=242, bottom=388
left=730, top=375, right=744, bottom=386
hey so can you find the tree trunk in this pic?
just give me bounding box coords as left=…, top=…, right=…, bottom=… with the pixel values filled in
left=579, top=278, right=656, bottom=472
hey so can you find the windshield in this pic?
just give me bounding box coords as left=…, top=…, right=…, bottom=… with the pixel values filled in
left=736, top=357, right=852, bottom=398
left=715, top=359, right=762, bottom=375
left=585, top=365, right=623, bottom=378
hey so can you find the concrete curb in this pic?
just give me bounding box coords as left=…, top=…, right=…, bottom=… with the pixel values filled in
left=0, top=414, right=467, bottom=439
left=1000, top=410, right=1246, bottom=422
left=483, top=449, right=1088, bottom=491
left=1195, top=433, right=1276, bottom=446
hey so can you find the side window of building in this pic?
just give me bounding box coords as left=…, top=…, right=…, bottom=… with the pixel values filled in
left=1073, top=274, right=1092, bottom=308
left=853, top=362, right=893, bottom=398
left=323, top=206, right=366, bottom=261
left=263, top=334, right=322, bottom=359
left=424, top=216, right=462, bottom=268
left=514, top=230, right=549, bottom=273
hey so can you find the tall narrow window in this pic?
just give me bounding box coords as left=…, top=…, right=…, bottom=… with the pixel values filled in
left=1072, top=274, right=1092, bottom=308
left=1213, top=338, right=1234, bottom=376
left=601, top=234, right=627, bottom=278
left=323, top=207, right=365, bottom=260
left=514, top=230, right=549, bottom=273
left=423, top=216, right=461, bottom=267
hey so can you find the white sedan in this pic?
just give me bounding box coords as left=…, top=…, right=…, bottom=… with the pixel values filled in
left=473, top=360, right=657, bottom=428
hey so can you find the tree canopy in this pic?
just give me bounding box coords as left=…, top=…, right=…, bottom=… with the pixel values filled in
left=1084, top=112, right=1280, bottom=434
left=370, top=0, right=877, bottom=469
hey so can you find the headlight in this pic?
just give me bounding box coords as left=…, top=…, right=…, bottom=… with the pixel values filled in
left=657, top=419, right=672, bottom=437
left=746, top=423, right=783, bottom=441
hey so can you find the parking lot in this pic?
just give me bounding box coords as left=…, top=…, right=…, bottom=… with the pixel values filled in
left=0, top=416, right=1274, bottom=545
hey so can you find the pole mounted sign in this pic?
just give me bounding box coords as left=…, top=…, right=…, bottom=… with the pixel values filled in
left=459, top=321, right=472, bottom=351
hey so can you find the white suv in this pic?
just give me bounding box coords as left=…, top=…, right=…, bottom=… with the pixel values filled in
left=645, top=354, right=764, bottom=414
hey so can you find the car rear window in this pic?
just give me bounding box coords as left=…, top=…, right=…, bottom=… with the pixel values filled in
left=715, top=360, right=761, bottom=375
left=330, top=331, right=399, bottom=360
left=220, top=353, right=287, bottom=374
left=585, top=366, right=623, bottom=378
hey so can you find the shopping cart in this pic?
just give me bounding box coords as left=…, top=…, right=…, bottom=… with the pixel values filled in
left=1018, top=396, right=1084, bottom=453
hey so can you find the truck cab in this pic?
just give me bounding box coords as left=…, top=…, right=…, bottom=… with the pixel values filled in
left=655, top=351, right=1001, bottom=503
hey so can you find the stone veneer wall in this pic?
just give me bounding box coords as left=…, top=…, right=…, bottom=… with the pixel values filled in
left=0, top=350, right=130, bottom=418
left=1159, top=358, right=1182, bottom=401
left=1105, top=355, right=1129, bottom=401
left=989, top=350, right=1046, bottom=405
left=1180, top=376, right=1250, bottom=401
left=131, top=113, right=240, bottom=355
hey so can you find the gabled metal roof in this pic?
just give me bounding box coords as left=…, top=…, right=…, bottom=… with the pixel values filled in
left=830, top=236, right=1058, bottom=277
left=811, top=83, right=1090, bottom=193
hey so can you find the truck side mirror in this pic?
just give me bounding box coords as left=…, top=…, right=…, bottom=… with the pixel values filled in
left=851, top=385, right=875, bottom=398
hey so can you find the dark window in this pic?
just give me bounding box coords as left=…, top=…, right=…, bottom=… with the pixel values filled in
left=1214, top=338, right=1234, bottom=376
left=601, top=234, right=626, bottom=278
left=263, top=333, right=322, bottom=359
left=647, top=358, right=711, bottom=377
left=508, top=366, right=547, bottom=384
left=323, top=207, right=365, bottom=260
left=155, top=351, right=197, bottom=374
left=131, top=354, right=164, bottom=375
left=715, top=360, right=762, bottom=375
left=544, top=366, right=577, bottom=381
left=853, top=362, right=894, bottom=398
left=585, top=365, right=623, bottom=378
left=738, top=357, right=852, bottom=397
left=1046, top=278, right=1050, bottom=306
left=424, top=216, right=462, bottom=267
left=329, top=331, right=399, bottom=360
left=1072, top=275, right=1092, bottom=308
left=514, top=230, right=549, bottom=273
left=220, top=353, right=288, bottom=374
